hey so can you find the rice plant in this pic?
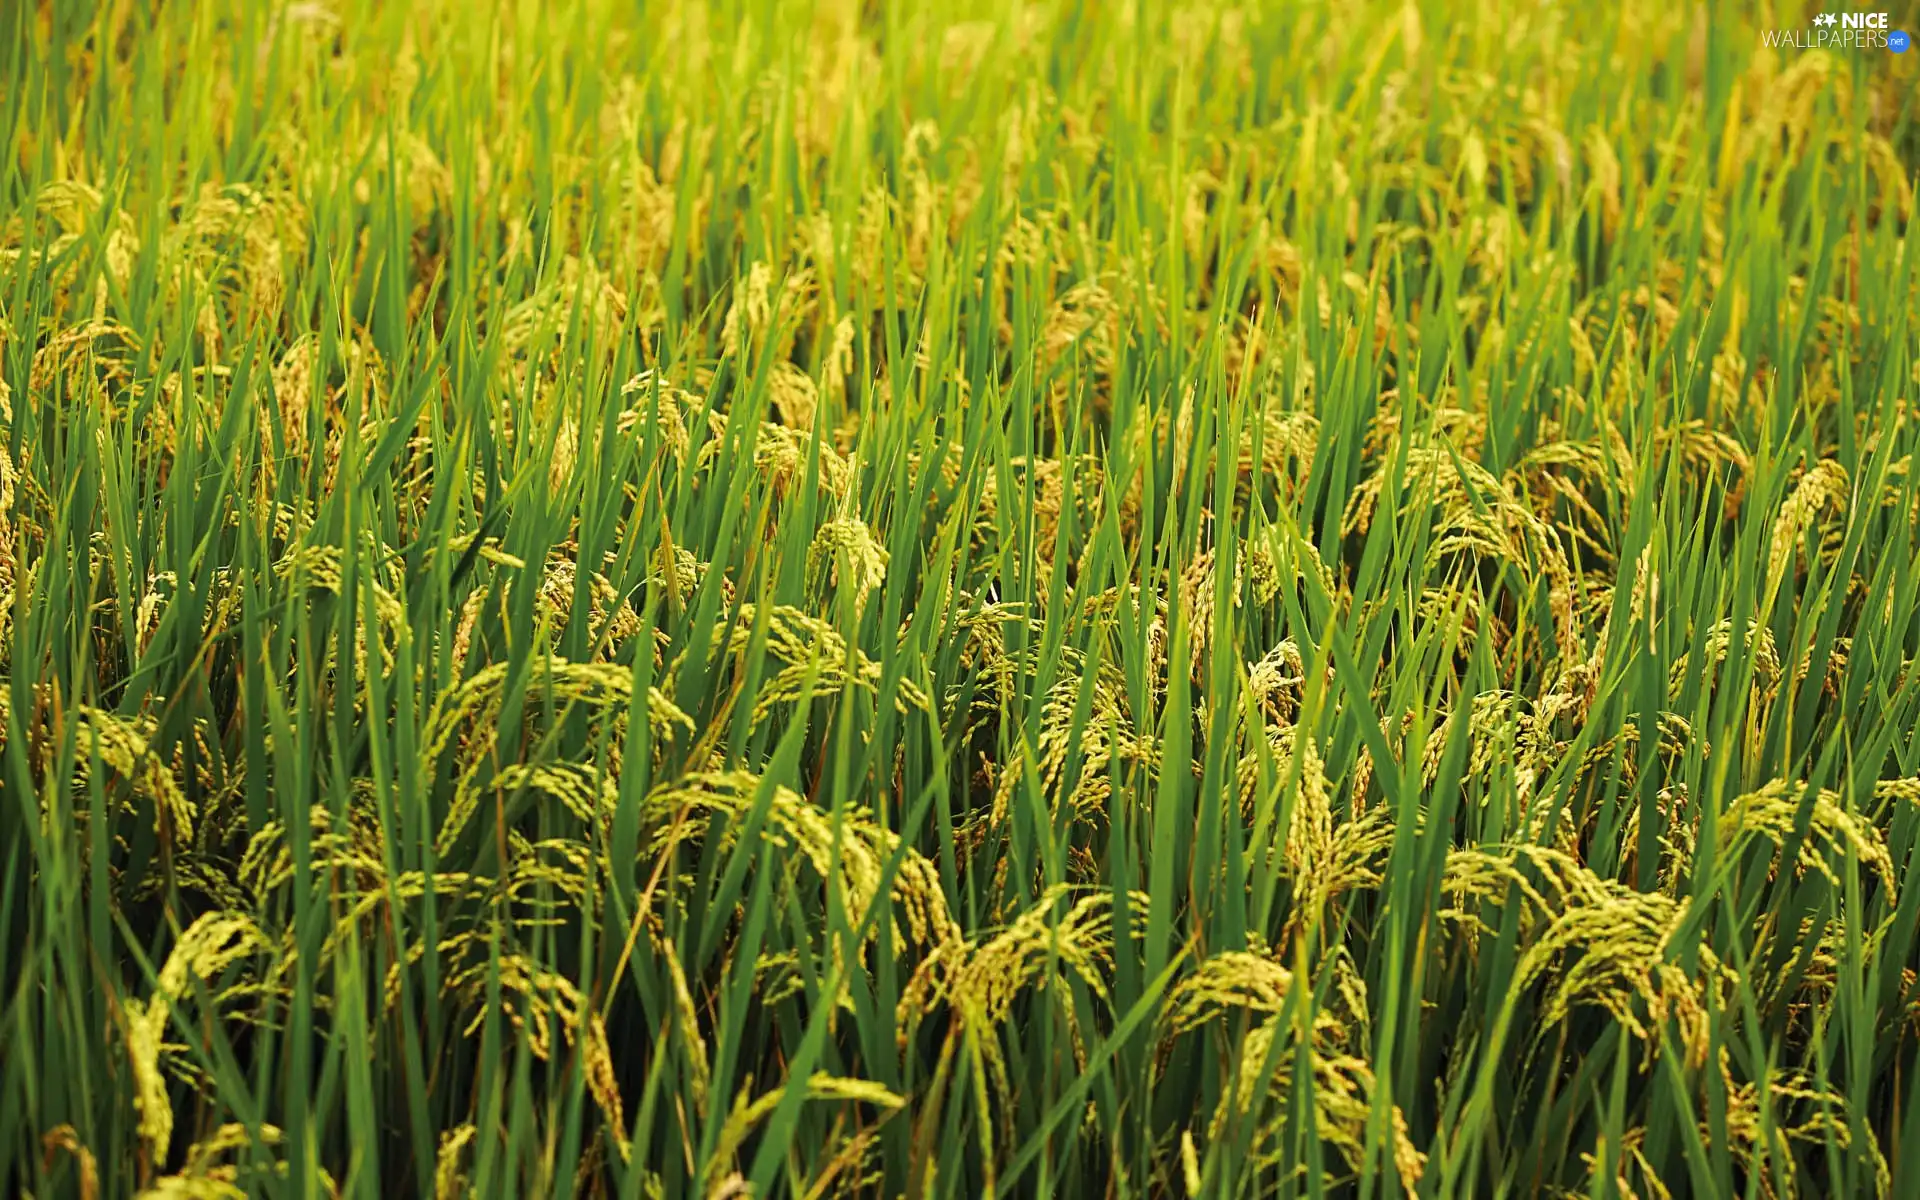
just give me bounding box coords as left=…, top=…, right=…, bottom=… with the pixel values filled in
left=2, top=0, right=1918, bottom=1196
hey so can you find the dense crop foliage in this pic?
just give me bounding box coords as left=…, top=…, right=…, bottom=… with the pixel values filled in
left=4, top=0, right=1920, bottom=1196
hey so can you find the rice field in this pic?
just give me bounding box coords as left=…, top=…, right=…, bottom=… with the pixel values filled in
left=3, top=0, right=1920, bottom=1196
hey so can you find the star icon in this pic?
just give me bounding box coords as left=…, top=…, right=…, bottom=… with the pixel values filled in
left=1813, top=12, right=1837, bottom=25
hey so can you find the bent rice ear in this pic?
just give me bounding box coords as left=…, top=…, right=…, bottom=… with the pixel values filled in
left=5, top=1, right=1916, bottom=1196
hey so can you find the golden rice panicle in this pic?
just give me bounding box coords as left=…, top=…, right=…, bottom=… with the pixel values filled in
left=433, top=1125, right=477, bottom=1200
left=122, top=915, right=268, bottom=1167
left=806, top=515, right=890, bottom=607
left=1717, top=779, right=1895, bottom=891
left=1767, top=459, right=1850, bottom=599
